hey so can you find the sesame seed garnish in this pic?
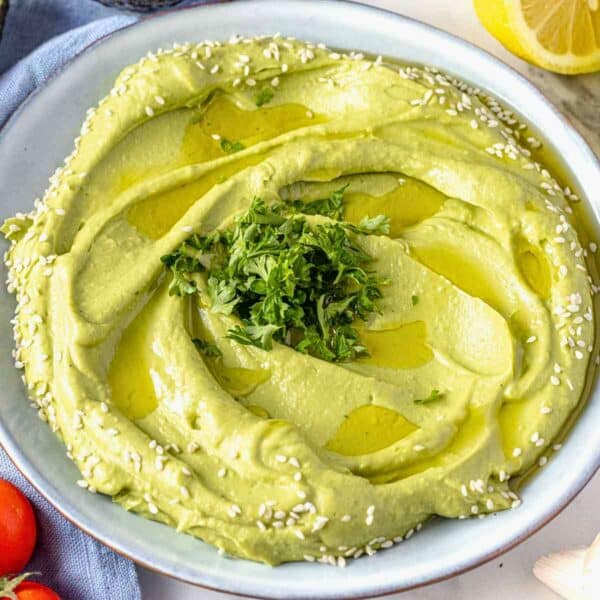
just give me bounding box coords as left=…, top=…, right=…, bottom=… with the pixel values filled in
left=217, top=467, right=227, bottom=478
left=341, top=514, right=352, bottom=522
left=512, top=447, right=522, bottom=457
left=148, top=502, right=159, bottom=515
left=526, top=336, right=537, bottom=344
left=538, top=456, right=548, bottom=467
left=550, top=375, right=560, bottom=386
left=145, top=106, right=154, bottom=117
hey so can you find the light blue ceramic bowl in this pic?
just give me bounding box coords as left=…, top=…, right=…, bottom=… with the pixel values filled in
left=1, top=1, right=599, bottom=597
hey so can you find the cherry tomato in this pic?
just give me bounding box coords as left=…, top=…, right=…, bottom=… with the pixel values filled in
left=0, top=480, right=37, bottom=575
left=11, top=581, right=61, bottom=600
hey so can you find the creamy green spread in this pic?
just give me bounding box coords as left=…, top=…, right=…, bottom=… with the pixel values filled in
left=2, top=36, right=597, bottom=566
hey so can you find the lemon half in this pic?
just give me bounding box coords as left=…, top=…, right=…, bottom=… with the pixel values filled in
left=474, top=0, right=600, bottom=74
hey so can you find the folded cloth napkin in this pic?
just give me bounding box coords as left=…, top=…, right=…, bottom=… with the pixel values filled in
left=0, top=449, right=142, bottom=600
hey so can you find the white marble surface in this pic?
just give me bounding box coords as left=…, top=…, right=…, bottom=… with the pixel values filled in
left=138, top=0, right=600, bottom=597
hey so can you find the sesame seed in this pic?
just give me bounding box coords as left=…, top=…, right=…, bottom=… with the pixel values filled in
left=341, top=514, right=352, bottom=522
left=550, top=375, right=560, bottom=386
left=217, top=467, right=227, bottom=478
left=145, top=106, right=154, bottom=117
left=148, top=502, right=159, bottom=515
left=538, top=456, right=548, bottom=467
left=512, top=447, right=522, bottom=457
left=413, top=444, right=425, bottom=452
left=365, top=515, right=374, bottom=526
left=526, top=336, right=537, bottom=344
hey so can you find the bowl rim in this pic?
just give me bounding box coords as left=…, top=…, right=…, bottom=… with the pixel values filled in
left=1, top=0, right=599, bottom=598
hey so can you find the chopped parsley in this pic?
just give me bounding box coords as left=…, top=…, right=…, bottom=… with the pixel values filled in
left=414, top=389, right=443, bottom=404
left=220, top=138, right=245, bottom=154
left=411, top=294, right=419, bottom=306
left=192, top=338, right=222, bottom=357
left=255, top=87, right=274, bottom=107
left=161, top=193, right=389, bottom=362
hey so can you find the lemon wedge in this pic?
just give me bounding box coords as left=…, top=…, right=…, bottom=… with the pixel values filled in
left=474, top=0, right=600, bottom=74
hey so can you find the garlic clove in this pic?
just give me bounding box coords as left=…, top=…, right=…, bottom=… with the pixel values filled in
left=534, top=535, right=600, bottom=600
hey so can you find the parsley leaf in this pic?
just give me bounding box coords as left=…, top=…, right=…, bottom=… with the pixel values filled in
left=346, top=214, right=391, bottom=236
left=161, top=190, right=389, bottom=362
left=192, top=338, right=223, bottom=357
left=412, top=294, right=419, bottom=306
left=220, top=138, right=246, bottom=154
left=255, top=87, right=275, bottom=107
left=414, top=389, right=444, bottom=404
left=291, top=185, right=347, bottom=220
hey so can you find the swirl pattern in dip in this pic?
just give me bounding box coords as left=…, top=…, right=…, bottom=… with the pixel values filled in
left=2, top=36, right=596, bottom=565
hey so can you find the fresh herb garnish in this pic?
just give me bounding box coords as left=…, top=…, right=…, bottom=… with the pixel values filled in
left=414, top=389, right=443, bottom=404
left=192, top=338, right=223, bottom=357
left=345, top=214, right=391, bottom=236
left=255, top=87, right=275, bottom=107
left=290, top=185, right=347, bottom=220
left=161, top=195, right=389, bottom=362
left=220, top=138, right=246, bottom=154
left=411, top=294, right=419, bottom=306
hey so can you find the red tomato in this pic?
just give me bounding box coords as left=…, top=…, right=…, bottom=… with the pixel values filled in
left=11, top=581, right=61, bottom=600
left=0, top=480, right=37, bottom=575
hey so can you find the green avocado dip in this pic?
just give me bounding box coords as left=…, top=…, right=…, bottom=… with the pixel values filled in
left=1, top=35, right=597, bottom=566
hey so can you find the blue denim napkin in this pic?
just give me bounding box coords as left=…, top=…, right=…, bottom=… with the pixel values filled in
left=0, top=450, right=142, bottom=600
left=0, top=1, right=206, bottom=598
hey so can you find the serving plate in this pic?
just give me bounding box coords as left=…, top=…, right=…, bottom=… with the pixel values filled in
left=1, top=1, right=600, bottom=597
